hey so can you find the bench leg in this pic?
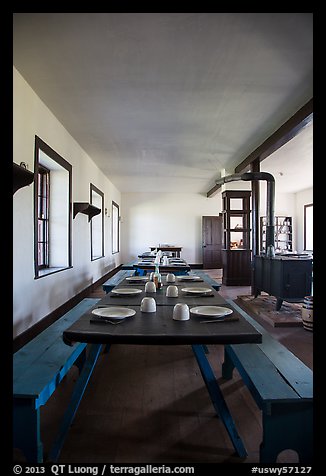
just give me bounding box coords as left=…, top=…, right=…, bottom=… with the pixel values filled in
left=48, top=343, right=103, bottom=462
left=74, top=347, right=87, bottom=374
left=260, top=403, right=313, bottom=464
left=192, top=344, right=247, bottom=458
left=104, top=285, right=115, bottom=294
left=221, top=345, right=235, bottom=380
left=13, top=398, right=43, bottom=463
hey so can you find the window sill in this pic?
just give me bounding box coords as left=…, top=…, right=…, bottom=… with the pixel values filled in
left=35, top=266, right=72, bottom=279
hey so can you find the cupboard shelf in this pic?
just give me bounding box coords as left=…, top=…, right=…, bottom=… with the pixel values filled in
left=221, top=190, right=252, bottom=285
left=73, top=202, right=101, bottom=221
left=13, top=162, right=35, bottom=194
left=260, top=215, right=293, bottom=253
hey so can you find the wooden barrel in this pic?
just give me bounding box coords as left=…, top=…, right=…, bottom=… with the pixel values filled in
left=302, top=296, right=313, bottom=331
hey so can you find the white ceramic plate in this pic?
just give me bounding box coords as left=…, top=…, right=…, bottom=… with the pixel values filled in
left=190, top=306, right=233, bottom=317
left=92, top=307, right=136, bottom=319
left=126, top=276, right=149, bottom=282
left=181, top=287, right=212, bottom=294
left=177, top=276, right=202, bottom=281
left=111, top=288, right=143, bottom=295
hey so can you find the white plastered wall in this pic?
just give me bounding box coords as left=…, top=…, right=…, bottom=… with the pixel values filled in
left=13, top=67, right=121, bottom=338
left=120, top=192, right=223, bottom=264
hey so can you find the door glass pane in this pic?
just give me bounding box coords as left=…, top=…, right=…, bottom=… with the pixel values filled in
left=230, top=231, right=244, bottom=249
left=230, top=216, right=243, bottom=229
left=230, top=198, right=243, bottom=210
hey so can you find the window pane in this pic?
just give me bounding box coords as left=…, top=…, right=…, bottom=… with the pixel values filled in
left=230, top=198, right=243, bottom=210
left=34, top=136, right=72, bottom=278
left=230, top=231, right=244, bottom=249
left=90, top=184, right=104, bottom=260
left=305, top=204, right=313, bottom=251
left=230, top=216, right=243, bottom=229
left=112, top=201, right=119, bottom=254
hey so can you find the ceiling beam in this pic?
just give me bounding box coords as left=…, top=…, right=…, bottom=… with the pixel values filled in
left=235, top=98, right=313, bottom=173
left=206, top=98, right=313, bottom=198
left=206, top=183, right=221, bottom=198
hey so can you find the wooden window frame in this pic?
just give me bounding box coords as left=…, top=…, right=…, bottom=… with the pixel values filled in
left=34, top=136, right=72, bottom=278
left=112, top=201, right=120, bottom=254
left=90, top=183, right=104, bottom=261
left=304, top=203, right=313, bottom=251
left=37, top=164, right=50, bottom=269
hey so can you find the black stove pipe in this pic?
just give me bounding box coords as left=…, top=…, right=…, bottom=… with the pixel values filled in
left=215, top=172, right=275, bottom=253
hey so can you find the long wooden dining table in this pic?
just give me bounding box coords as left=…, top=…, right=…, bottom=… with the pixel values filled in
left=133, top=258, right=191, bottom=275
left=59, top=275, right=262, bottom=461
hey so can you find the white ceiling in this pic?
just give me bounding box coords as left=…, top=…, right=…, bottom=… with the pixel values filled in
left=13, top=13, right=313, bottom=194
left=261, top=121, right=313, bottom=194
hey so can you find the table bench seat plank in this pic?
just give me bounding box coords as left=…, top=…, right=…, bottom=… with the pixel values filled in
left=13, top=298, right=99, bottom=377
left=14, top=342, right=87, bottom=401
left=223, top=344, right=300, bottom=405
left=251, top=338, right=313, bottom=399
left=190, top=270, right=221, bottom=291
left=226, top=300, right=313, bottom=399
left=13, top=298, right=100, bottom=463
left=102, top=270, right=135, bottom=293
left=222, top=299, right=313, bottom=464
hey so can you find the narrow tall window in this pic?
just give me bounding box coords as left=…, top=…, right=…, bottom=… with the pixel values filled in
left=304, top=204, right=313, bottom=251
left=112, top=201, right=120, bottom=254
left=34, top=136, right=72, bottom=278
left=90, top=184, right=104, bottom=260
left=37, top=165, right=50, bottom=268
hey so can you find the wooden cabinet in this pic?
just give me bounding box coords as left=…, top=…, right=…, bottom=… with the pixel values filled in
left=221, top=190, right=252, bottom=285
left=260, top=216, right=293, bottom=253
left=253, top=255, right=312, bottom=310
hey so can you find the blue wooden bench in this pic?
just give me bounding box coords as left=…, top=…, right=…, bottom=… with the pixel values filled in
left=190, top=270, right=221, bottom=291
left=221, top=300, right=313, bottom=464
left=102, top=269, right=135, bottom=293
left=121, top=260, right=137, bottom=270
left=13, top=297, right=101, bottom=463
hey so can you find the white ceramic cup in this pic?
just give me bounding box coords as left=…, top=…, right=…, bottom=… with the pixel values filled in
left=166, top=273, right=176, bottom=283
left=166, top=285, right=178, bottom=297
left=173, top=303, right=190, bottom=321
left=140, top=297, right=157, bottom=313
left=145, top=281, right=156, bottom=293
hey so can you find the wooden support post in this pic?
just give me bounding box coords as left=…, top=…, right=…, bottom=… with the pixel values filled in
left=251, top=159, right=260, bottom=295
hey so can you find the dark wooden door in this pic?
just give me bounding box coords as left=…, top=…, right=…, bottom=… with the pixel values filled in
left=202, top=215, right=223, bottom=268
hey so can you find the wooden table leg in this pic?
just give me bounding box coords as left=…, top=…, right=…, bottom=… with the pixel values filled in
left=191, top=344, right=247, bottom=458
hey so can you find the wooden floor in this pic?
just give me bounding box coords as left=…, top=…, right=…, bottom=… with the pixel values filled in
left=14, top=269, right=313, bottom=464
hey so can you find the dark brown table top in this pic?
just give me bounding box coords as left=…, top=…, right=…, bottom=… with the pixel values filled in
left=150, top=246, right=182, bottom=251
left=133, top=262, right=191, bottom=272
left=100, top=283, right=222, bottom=306
left=63, top=301, right=262, bottom=346
left=119, top=275, right=206, bottom=286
